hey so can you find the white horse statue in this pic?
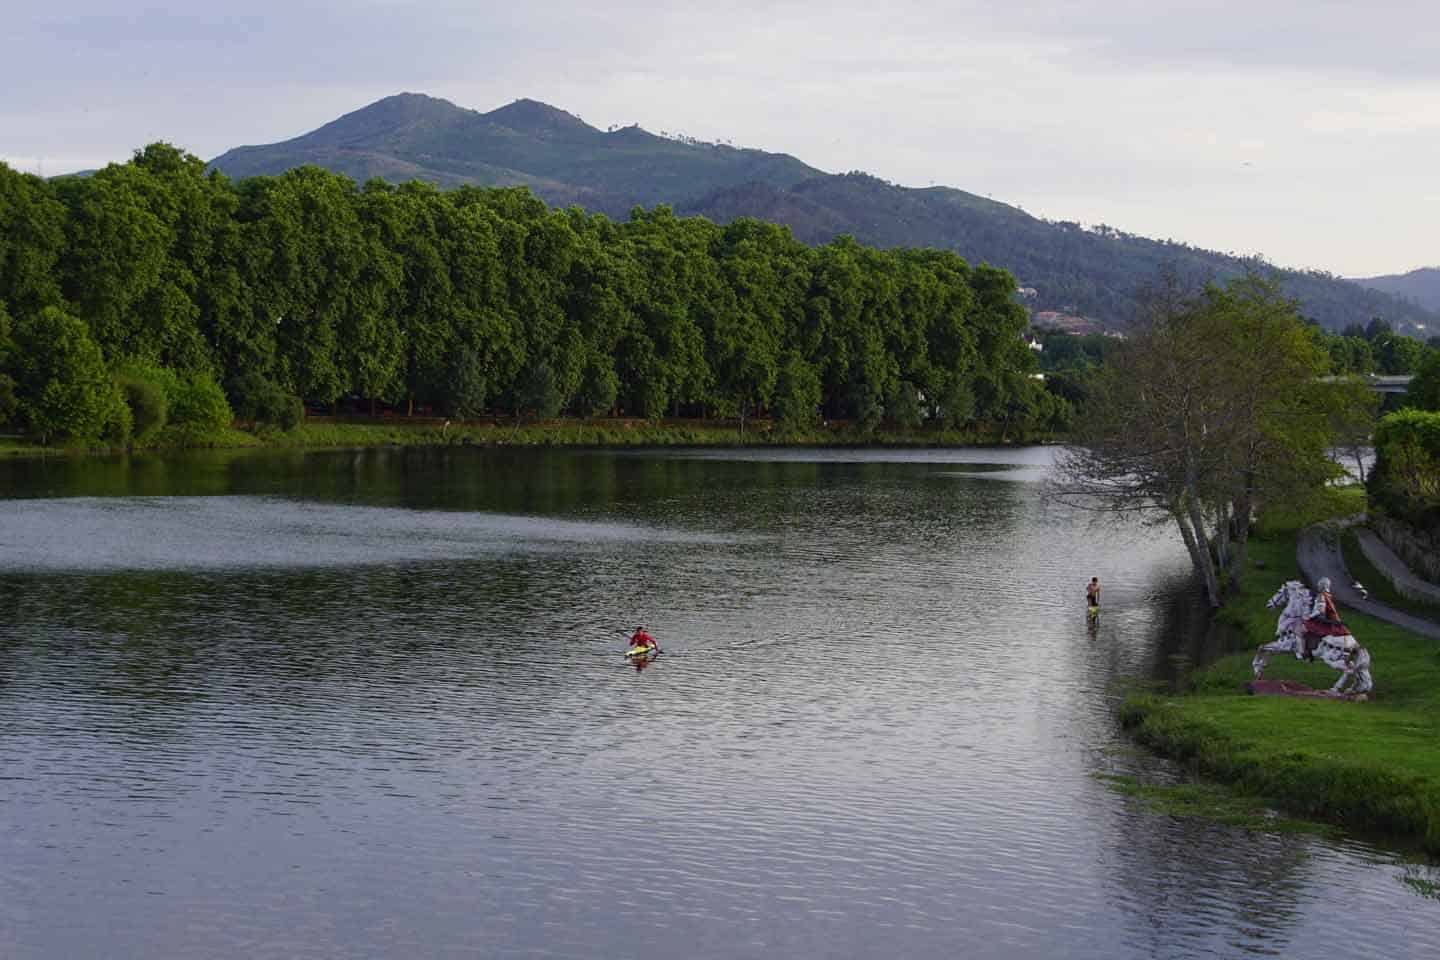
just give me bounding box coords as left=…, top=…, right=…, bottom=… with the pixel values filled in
left=1252, top=579, right=1373, bottom=696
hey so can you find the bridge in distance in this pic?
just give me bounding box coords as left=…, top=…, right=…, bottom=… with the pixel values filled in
left=1320, top=375, right=1414, bottom=395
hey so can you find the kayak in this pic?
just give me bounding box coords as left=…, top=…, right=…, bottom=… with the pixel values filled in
left=625, top=643, right=658, bottom=658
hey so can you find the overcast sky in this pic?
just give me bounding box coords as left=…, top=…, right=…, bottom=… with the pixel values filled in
left=3, top=1, right=1436, bottom=277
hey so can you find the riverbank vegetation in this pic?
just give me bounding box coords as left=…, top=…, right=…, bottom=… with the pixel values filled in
left=0, top=145, right=1071, bottom=452
left=1051, top=273, right=1382, bottom=607
left=1120, top=495, right=1440, bottom=853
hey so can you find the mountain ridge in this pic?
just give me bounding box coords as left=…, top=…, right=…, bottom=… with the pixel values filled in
left=207, top=93, right=1438, bottom=333
left=1356, top=267, right=1440, bottom=313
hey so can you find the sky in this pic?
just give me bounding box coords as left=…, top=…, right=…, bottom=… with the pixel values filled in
left=3, top=0, right=1437, bottom=278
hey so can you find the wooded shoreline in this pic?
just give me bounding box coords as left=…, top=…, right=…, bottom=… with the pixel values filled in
left=0, top=416, right=1056, bottom=459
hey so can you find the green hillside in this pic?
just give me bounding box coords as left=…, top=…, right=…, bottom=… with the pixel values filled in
left=209, top=93, right=1439, bottom=333
left=212, top=93, right=821, bottom=216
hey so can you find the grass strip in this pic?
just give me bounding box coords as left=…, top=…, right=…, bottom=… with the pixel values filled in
left=1121, top=487, right=1440, bottom=853
left=1, top=418, right=1049, bottom=457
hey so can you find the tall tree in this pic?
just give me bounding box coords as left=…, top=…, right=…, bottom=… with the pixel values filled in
left=0, top=164, right=66, bottom=315
left=10, top=305, right=129, bottom=444
left=1055, top=273, right=1335, bottom=606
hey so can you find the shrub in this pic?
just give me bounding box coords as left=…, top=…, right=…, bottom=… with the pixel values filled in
left=1369, top=408, right=1440, bottom=533
left=117, top=373, right=169, bottom=441
left=170, top=372, right=232, bottom=431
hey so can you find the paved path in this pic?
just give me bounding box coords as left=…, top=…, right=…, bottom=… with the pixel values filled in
left=1296, top=521, right=1440, bottom=641
left=1355, top=527, right=1440, bottom=607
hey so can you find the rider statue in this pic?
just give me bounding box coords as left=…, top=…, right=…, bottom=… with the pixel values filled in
left=1302, top=576, right=1348, bottom=656
left=1252, top=577, right=1373, bottom=698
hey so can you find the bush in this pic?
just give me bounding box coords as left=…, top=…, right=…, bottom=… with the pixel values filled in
left=227, top=369, right=298, bottom=429
left=171, top=372, right=232, bottom=431
left=1369, top=408, right=1440, bottom=533
left=118, top=374, right=168, bottom=441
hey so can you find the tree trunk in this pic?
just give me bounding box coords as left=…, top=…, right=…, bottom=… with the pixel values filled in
left=1180, top=489, right=1222, bottom=606
left=1171, top=500, right=1219, bottom=606
left=1213, top=501, right=1232, bottom=594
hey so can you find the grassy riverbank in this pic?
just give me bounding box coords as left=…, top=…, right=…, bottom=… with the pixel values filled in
left=1120, top=487, right=1440, bottom=853
left=1, top=417, right=1046, bottom=457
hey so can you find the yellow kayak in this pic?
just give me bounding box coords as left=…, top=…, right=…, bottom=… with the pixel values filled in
left=625, top=643, right=657, bottom=658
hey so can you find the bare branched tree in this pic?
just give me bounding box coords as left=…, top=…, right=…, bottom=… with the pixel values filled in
left=1051, top=271, right=1338, bottom=607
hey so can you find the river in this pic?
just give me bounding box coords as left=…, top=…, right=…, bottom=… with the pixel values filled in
left=0, top=446, right=1435, bottom=958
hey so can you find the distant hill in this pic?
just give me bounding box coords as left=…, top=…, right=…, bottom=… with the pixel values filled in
left=209, top=93, right=1438, bottom=333
left=211, top=92, right=821, bottom=217
left=1356, top=267, right=1440, bottom=313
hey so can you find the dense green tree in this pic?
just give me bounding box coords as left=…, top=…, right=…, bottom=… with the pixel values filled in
left=1328, top=375, right=1383, bottom=483
left=0, top=165, right=66, bottom=315
left=574, top=350, right=620, bottom=416
left=772, top=352, right=822, bottom=426
left=10, top=306, right=130, bottom=444
left=886, top=380, right=924, bottom=428
left=518, top=360, right=563, bottom=420
left=0, top=144, right=1068, bottom=443
left=0, top=301, right=15, bottom=426
left=1365, top=317, right=1393, bottom=342
left=446, top=346, right=488, bottom=419
left=1373, top=332, right=1426, bottom=375
left=1057, top=273, right=1336, bottom=606
left=228, top=367, right=300, bottom=429
left=1404, top=350, right=1440, bottom=411
left=1322, top=334, right=1375, bottom=375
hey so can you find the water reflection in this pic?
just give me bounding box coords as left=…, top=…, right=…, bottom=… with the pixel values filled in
left=0, top=447, right=1435, bottom=959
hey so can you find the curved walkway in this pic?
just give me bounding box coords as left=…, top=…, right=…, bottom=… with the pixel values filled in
left=1297, top=521, right=1440, bottom=641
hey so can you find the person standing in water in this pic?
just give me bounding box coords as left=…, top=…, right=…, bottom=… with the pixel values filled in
left=1086, top=577, right=1101, bottom=612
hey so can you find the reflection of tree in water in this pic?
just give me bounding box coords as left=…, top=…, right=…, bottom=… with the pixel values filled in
left=1100, top=786, right=1315, bottom=954
left=1400, top=862, right=1440, bottom=901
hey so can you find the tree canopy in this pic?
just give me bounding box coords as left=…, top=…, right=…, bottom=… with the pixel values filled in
left=0, top=146, right=1065, bottom=443
left=1054, top=273, right=1344, bottom=606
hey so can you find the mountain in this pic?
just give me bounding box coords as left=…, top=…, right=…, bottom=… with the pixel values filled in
left=1356, top=267, right=1440, bottom=313
left=211, top=92, right=822, bottom=217
left=209, top=93, right=1438, bottom=333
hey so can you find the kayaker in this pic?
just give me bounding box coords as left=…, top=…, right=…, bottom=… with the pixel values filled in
left=630, top=626, right=659, bottom=652
left=1086, top=577, right=1101, bottom=610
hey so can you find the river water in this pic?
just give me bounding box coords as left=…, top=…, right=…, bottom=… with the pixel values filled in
left=0, top=446, right=1435, bottom=959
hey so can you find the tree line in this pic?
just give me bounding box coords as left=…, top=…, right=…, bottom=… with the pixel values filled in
left=0, top=143, right=1067, bottom=446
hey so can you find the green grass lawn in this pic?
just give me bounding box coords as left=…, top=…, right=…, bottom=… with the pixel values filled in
left=1122, top=486, right=1440, bottom=851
